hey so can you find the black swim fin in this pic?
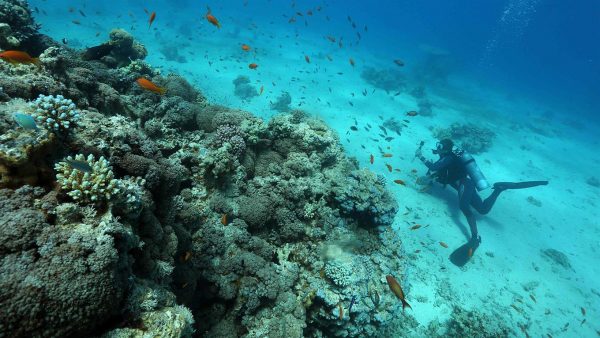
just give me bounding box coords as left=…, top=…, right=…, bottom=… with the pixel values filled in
left=493, top=180, right=548, bottom=190
left=449, top=236, right=480, bottom=267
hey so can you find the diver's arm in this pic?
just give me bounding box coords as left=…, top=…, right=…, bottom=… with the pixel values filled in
left=421, top=155, right=453, bottom=171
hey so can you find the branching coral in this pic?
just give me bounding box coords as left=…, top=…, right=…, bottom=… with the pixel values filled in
left=30, top=94, right=80, bottom=133
left=213, top=123, right=246, bottom=158
left=55, top=154, right=120, bottom=204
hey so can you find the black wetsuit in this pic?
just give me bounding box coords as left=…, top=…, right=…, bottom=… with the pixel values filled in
left=423, top=152, right=502, bottom=242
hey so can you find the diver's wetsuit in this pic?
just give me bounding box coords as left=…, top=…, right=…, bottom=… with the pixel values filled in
left=422, top=152, right=503, bottom=244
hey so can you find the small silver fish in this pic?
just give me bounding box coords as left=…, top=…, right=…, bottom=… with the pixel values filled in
left=13, top=113, right=38, bottom=132
left=65, top=159, right=93, bottom=173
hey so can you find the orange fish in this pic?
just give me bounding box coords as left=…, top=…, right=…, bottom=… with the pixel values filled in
left=221, top=213, right=227, bottom=225
left=304, top=55, right=310, bottom=63
left=382, top=153, right=393, bottom=158
left=386, top=275, right=411, bottom=311
left=349, top=57, right=355, bottom=67
left=385, top=164, right=392, bottom=172
left=248, top=63, right=258, bottom=69
left=259, top=85, right=264, bottom=95
left=206, top=10, right=221, bottom=28
left=439, top=241, right=448, bottom=248
left=406, top=111, right=418, bottom=117
left=148, top=11, right=156, bottom=28
left=393, top=179, right=405, bottom=186
left=182, top=251, right=192, bottom=262
left=410, top=224, right=421, bottom=230
left=369, top=154, right=374, bottom=164
left=136, top=78, right=166, bottom=94
left=241, top=44, right=251, bottom=51
left=0, top=50, right=39, bottom=65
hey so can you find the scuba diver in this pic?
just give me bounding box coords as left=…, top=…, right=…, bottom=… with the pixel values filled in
left=415, top=138, right=548, bottom=266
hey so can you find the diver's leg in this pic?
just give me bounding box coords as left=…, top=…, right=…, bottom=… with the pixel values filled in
left=458, top=180, right=479, bottom=241
left=474, top=188, right=503, bottom=215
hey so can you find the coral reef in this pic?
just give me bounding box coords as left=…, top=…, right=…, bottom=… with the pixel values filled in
left=425, top=306, right=515, bottom=337
left=0, top=3, right=415, bottom=337
left=270, top=91, right=292, bottom=112
left=233, top=75, right=258, bottom=100
left=0, top=0, right=39, bottom=50
left=433, top=122, right=496, bottom=154
left=361, top=66, right=406, bottom=93
left=82, top=28, right=147, bottom=68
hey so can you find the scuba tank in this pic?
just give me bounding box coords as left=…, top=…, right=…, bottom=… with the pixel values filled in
left=455, top=149, right=490, bottom=191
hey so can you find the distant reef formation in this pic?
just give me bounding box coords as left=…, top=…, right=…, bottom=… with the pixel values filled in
left=0, top=1, right=419, bottom=337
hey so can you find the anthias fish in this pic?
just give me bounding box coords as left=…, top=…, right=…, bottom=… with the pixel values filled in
left=136, top=78, right=166, bottom=94
left=148, top=11, right=156, bottom=28
left=206, top=10, right=221, bottom=28
left=386, top=275, right=411, bottom=311
left=0, top=50, right=39, bottom=64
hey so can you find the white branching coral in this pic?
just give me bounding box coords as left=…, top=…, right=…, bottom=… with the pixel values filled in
left=30, top=94, right=80, bottom=132
left=55, top=154, right=120, bottom=204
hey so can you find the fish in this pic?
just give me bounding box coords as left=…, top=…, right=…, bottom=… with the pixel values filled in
left=248, top=63, right=258, bottom=69
left=393, top=179, right=405, bottom=185
left=394, top=59, right=405, bottom=67
left=385, top=275, right=411, bottom=311
left=385, top=164, right=392, bottom=172
left=0, top=50, right=39, bottom=65
left=72, top=20, right=81, bottom=25
left=241, top=44, right=251, bottom=51
left=221, top=213, right=227, bottom=225
left=338, top=303, right=344, bottom=319
left=382, top=153, right=393, bottom=158
left=350, top=126, right=358, bottom=131
left=13, top=113, right=38, bottom=131
left=79, top=9, right=86, bottom=17
left=439, top=241, right=448, bottom=248
left=370, top=154, right=374, bottom=164
left=259, top=85, right=264, bottom=95
left=581, top=307, right=586, bottom=316
left=414, top=249, right=421, bottom=253
left=304, top=55, right=310, bottom=63
left=148, top=11, right=156, bottom=27
left=206, top=9, right=221, bottom=28
left=410, top=224, right=421, bottom=230
left=529, top=294, right=536, bottom=303
left=136, top=77, right=166, bottom=94
left=406, top=111, right=418, bottom=117
left=349, top=57, right=355, bottom=67
left=182, top=251, right=192, bottom=262
left=65, top=159, right=93, bottom=173
left=348, top=295, right=357, bottom=312
left=385, top=137, right=394, bottom=142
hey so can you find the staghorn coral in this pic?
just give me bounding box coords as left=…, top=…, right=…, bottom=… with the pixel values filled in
left=55, top=154, right=120, bottom=204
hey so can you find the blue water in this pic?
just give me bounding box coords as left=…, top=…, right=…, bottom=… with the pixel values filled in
left=25, top=0, right=600, bottom=336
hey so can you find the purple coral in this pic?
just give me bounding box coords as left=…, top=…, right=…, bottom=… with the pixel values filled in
left=214, top=124, right=246, bottom=157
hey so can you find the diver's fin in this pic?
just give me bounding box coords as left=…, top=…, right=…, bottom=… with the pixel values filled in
left=449, top=237, right=480, bottom=267
left=493, top=180, right=548, bottom=190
